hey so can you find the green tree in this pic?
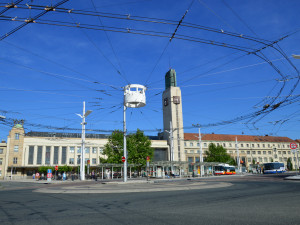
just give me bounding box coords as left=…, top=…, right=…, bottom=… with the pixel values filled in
left=100, top=129, right=153, bottom=170
left=205, top=143, right=236, bottom=165
left=58, top=165, right=72, bottom=173
left=100, top=130, right=124, bottom=163
left=38, top=166, right=54, bottom=174
left=287, top=157, right=293, bottom=170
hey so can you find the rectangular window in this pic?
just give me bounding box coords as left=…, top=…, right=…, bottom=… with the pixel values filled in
left=197, top=150, right=200, bottom=153
left=28, top=146, right=34, bottom=165
left=268, top=144, right=271, bottom=148
left=0, top=158, right=2, bottom=165
left=241, top=144, right=244, bottom=147
left=258, top=151, right=261, bottom=155
left=283, top=151, right=286, bottom=154
left=69, top=158, right=74, bottom=165
left=45, top=146, right=51, bottom=165
left=197, top=143, right=200, bottom=147
left=253, top=151, right=256, bottom=154
left=190, top=142, right=193, bottom=147
left=85, top=147, right=90, bottom=154
left=37, top=146, right=42, bottom=165
left=263, top=151, right=266, bottom=154
left=92, top=158, right=97, bottom=164
left=241, top=151, right=245, bottom=153
left=13, top=157, right=17, bottom=164
left=92, top=147, right=97, bottom=154
left=247, top=144, right=249, bottom=147
left=257, top=144, right=260, bottom=148
left=77, top=147, right=81, bottom=154
left=248, top=158, right=251, bottom=162
left=279, top=157, right=282, bottom=162
left=204, top=143, right=207, bottom=147
left=61, top=147, right=67, bottom=164
left=264, top=157, right=267, bottom=162
left=53, top=146, right=59, bottom=164
left=190, top=150, right=194, bottom=153
left=258, top=157, right=262, bottom=162
left=229, top=143, right=232, bottom=147
left=252, top=144, right=254, bottom=147
left=77, top=155, right=81, bottom=164
left=14, top=145, right=19, bottom=152
left=0, top=148, right=3, bottom=154
left=268, top=151, right=271, bottom=154
left=69, top=147, right=75, bottom=153
left=223, top=143, right=226, bottom=147
left=278, top=151, right=281, bottom=154
left=229, top=151, right=233, bottom=154
left=278, top=144, right=280, bottom=148
left=184, top=142, right=186, bottom=147
left=284, top=157, right=287, bottom=162
left=99, top=148, right=104, bottom=154
left=15, top=133, right=19, bottom=140
left=263, top=144, right=265, bottom=148
left=253, top=158, right=257, bottom=162
left=247, top=151, right=250, bottom=154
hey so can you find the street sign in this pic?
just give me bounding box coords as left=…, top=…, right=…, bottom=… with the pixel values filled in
left=146, top=156, right=150, bottom=162
left=290, top=143, right=298, bottom=149
left=55, top=165, right=58, bottom=171
left=122, top=156, right=126, bottom=162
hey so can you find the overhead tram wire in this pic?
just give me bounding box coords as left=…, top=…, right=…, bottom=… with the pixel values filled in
left=0, top=0, right=23, bottom=15
left=144, top=0, right=195, bottom=86
left=6, top=2, right=272, bottom=45
left=0, top=15, right=261, bottom=53
left=67, top=12, right=129, bottom=84
left=2, top=40, right=122, bottom=91
left=90, top=0, right=130, bottom=85
left=0, top=0, right=70, bottom=41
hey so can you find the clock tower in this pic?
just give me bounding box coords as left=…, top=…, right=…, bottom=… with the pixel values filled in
left=162, top=69, right=185, bottom=161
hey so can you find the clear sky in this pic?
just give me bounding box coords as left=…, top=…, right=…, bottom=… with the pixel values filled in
left=0, top=0, right=300, bottom=141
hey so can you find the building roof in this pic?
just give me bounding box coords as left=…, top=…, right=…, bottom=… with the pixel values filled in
left=184, top=133, right=294, bottom=143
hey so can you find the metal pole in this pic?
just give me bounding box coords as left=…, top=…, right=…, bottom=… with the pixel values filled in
left=236, top=137, right=240, bottom=173
left=199, top=128, right=204, bottom=177
left=123, top=103, right=127, bottom=182
left=297, top=147, right=300, bottom=174
left=81, top=101, right=86, bottom=181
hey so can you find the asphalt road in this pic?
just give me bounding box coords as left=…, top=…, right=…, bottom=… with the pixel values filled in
left=0, top=174, right=300, bottom=225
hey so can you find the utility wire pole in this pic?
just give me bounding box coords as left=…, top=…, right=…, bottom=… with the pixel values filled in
left=76, top=101, right=92, bottom=181
left=236, top=137, right=240, bottom=173
left=198, top=128, right=204, bottom=177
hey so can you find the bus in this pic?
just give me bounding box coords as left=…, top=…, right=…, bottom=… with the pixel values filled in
left=214, top=165, right=236, bottom=175
left=263, top=162, right=285, bottom=174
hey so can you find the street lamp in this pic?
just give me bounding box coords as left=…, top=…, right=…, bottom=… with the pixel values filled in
left=292, top=54, right=300, bottom=59
left=76, top=101, right=92, bottom=181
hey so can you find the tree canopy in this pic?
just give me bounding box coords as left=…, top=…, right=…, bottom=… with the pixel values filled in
left=205, top=143, right=236, bottom=165
left=100, top=129, right=153, bottom=167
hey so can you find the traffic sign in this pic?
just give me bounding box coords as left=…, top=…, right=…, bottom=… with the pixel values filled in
left=55, top=165, right=58, bottom=171
left=122, top=156, right=126, bottom=162
left=290, top=143, right=298, bottom=149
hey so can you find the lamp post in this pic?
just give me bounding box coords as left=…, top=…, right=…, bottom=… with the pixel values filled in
left=292, top=54, right=300, bottom=59
left=76, top=101, right=92, bottom=181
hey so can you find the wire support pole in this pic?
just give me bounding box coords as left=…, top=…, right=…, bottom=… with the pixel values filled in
left=80, top=101, right=86, bottom=181
left=236, top=137, right=240, bottom=173
left=123, top=101, right=127, bottom=182
left=198, top=128, right=204, bottom=177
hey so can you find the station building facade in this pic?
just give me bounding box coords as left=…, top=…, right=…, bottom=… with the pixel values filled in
left=0, top=141, right=7, bottom=180
left=2, top=69, right=299, bottom=179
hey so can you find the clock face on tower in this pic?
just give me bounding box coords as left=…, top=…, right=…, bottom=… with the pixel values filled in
left=164, top=98, right=168, bottom=106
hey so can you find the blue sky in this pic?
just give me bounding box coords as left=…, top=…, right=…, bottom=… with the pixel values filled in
left=0, top=0, right=300, bottom=140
